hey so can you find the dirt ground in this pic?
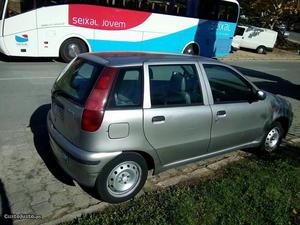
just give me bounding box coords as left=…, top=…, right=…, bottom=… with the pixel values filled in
left=219, top=48, right=300, bottom=61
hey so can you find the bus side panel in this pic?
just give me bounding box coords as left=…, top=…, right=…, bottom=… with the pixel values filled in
left=37, top=5, right=93, bottom=57
left=92, top=29, right=143, bottom=52
left=140, top=14, right=197, bottom=54
left=3, top=10, right=38, bottom=56
left=89, top=12, right=199, bottom=54
left=196, top=20, right=236, bottom=57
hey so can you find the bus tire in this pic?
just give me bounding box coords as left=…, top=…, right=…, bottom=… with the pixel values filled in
left=60, top=38, right=88, bottom=62
left=183, top=44, right=200, bottom=55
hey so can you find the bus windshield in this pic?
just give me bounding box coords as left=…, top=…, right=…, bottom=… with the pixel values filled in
left=0, top=0, right=5, bottom=19
left=6, top=0, right=34, bottom=18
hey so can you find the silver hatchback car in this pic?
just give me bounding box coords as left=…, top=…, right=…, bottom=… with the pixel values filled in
left=47, top=52, right=293, bottom=203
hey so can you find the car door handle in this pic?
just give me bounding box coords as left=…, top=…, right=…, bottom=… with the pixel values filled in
left=216, top=110, right=226, bottom=118
left=152, top=116, right=165, bottom=123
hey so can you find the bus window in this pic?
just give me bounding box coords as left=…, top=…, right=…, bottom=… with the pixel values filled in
left=139, top=0, right=152, bottom=11
left=186, top=0, right=199, bottom=18
left=218, top=4, right=227, bottom=21
left=6, top=0, right=34, bottom=18
left=226, top=2, right=238, bottom=22
left=199, top=0, right=218, bottom=20
left=37, top=0, right=70, bottom=7
left=0, top=0, right=5, bottom=19
left=217, top=1, right=238, bottom=22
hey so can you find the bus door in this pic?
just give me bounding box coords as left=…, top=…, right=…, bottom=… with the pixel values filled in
left=3, top=0, right=38, bottom=56
left=0, top=0, right=5, bottom=36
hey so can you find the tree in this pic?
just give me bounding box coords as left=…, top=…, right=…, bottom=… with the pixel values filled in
left=239, top=0, right=300, bottom=29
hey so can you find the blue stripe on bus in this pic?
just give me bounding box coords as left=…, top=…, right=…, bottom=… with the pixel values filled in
left=88, top=21, right=236, bottom=57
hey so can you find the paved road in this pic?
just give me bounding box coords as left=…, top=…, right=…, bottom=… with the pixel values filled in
left=0, top=59, right=299, bottom=224
left=288, top=31, right=300, bottom=44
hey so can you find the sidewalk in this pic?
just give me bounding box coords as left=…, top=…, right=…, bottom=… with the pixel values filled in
left=219, top=48, right=300, bottom=61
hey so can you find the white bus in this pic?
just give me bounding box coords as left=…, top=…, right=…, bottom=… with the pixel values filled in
left=0, top=0, right=239, bottom=62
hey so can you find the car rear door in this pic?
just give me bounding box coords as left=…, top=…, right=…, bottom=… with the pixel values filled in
left=201, top=63, right=267, bottom=152
left=143, top=62, right=212, bottom=167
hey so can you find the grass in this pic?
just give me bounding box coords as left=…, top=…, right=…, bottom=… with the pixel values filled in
left=63, top=147, right=300, bottom=225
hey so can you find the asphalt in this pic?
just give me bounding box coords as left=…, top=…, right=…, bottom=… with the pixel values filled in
left=288, top=31, right=300, bottom=44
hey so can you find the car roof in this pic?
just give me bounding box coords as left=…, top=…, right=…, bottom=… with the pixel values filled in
left=79, top=52, right=219, bottom=67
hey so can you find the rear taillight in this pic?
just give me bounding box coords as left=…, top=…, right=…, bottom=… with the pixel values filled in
left=81, top=67, right=119, bottom=132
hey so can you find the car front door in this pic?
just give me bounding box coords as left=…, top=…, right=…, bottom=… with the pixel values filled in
left=201, top=64, right=267, bottom=152
left=143, top=62, right=212, bottom=167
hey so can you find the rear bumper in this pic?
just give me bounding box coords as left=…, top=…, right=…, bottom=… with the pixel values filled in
left=47, top=112, right=122, bottom=187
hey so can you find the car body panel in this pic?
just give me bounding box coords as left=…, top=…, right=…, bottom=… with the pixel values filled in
left=47, top=52, right=293, bottom=188
left=143, top=106, right=212, bottom=165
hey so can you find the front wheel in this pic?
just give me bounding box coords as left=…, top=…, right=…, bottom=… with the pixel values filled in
left=59, top=38, right=88, bottom=63
left=95, top=152, right=148, bottom=203
left=262, top=122, right=284, bottom=153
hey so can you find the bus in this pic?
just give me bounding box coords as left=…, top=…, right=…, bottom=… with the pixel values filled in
left=0, top=0, right=239, bottom=62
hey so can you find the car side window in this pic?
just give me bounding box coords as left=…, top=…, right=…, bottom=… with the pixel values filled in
left=107, top=67, right=143, bottom=108
left=203, top=64, right=253, bottom=104
left=149, top=64, right=203, bottom=107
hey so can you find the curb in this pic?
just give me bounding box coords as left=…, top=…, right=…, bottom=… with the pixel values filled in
left=285, top=138, right=300, bottom=149
left=41, top=202, right=110, bottom=225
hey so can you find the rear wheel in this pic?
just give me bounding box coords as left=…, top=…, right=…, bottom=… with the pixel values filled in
left=183, top=44, right=200, bottom=55
left=256, top=46, right=266, bottom=54
left=95, top=152, right=148, bottom=203
left=60, top=38, right=88, bottom=63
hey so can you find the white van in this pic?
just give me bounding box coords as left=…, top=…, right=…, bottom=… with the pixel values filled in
left=232, top=26, right=278, bottom=54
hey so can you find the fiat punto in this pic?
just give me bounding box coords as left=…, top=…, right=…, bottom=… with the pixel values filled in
left=47, top=52, right=293, bottom=203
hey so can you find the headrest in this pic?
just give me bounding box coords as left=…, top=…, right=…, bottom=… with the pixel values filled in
left=169, top=72, right=186, bottom=92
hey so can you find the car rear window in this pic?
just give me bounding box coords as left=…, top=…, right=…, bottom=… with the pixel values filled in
left=107, top=67, right=143, bottom=109
left=52, top=58, right=103, bottom=105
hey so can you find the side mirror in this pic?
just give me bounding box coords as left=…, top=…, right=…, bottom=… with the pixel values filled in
left=256, top=90, right=266, bottom=100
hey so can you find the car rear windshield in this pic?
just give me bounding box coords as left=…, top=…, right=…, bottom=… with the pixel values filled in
left=52, top=58, right=103, bottom=105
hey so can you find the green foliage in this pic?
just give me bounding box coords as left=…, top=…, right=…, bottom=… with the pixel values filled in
left=63, top=149, right=300, bottom=225
left=238, top=0, right=300, bottom=29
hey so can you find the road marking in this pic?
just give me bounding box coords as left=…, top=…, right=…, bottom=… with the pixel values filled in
left=0, top=76, right=56, bottom=81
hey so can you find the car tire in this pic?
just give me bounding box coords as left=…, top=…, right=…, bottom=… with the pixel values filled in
left=95, top=152, right=148, bottom=203
left=59, top=38, right=88, bottom=63
left=260, top=122, right=284, bottom=153
left=183, top=44, right=200, bottom=55
left=256, top=46, right=266, bottom=54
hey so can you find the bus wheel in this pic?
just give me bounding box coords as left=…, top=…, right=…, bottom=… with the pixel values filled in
left=60, top=38, right=88, bottom=62
left=183, top=44, right=199, bottom=55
